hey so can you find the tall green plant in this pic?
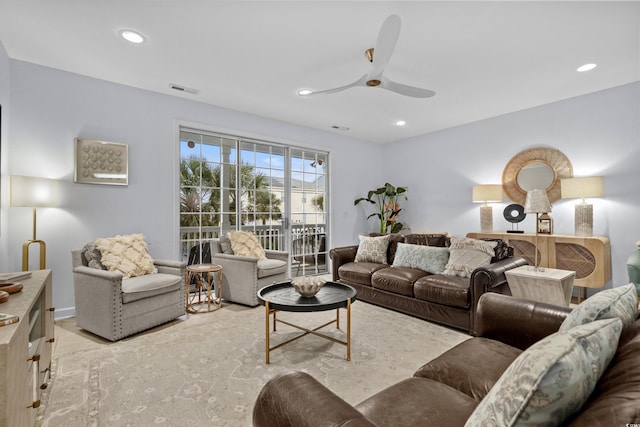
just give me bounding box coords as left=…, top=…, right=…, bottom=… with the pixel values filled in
left=354, top=183, right=408, bottom=234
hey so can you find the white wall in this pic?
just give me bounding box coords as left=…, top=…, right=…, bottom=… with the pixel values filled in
left=0, top=43, right=10, bottom=272
left=384, top=82, right=640, bottom=290
left=3, top=59, right=383, bottom=317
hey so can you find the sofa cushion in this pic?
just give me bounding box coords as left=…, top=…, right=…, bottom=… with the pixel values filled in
left=121, top=273, right=182, bottom=303
left=372, top=267, right=429, bottom=297
left=356, top=378, right=478, bottom=427
left=338, top=262, right=387, bottom=286
left=356, top=234, right=391, bottom=264
left=369, top=232, right=406, bottom=264
left=414, top=274, right=471, bottom=308
left=95, top=233, right=156, bottom=278
left=559, top=283, right=639, bottom=331
left=465, top=318, right=623, bottom=427
left=414, top=337, right=522, bottom=401
left=403, top=233, right=450, bottom=247
left=392, top=243, right=450, bottom=274
left=443, top=237, right=497, bottom=278
left=228, top=231, right=266, bottom=259
left=257, top=258, right=288, bottom=279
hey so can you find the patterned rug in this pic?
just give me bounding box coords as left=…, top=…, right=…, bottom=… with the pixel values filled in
left=37, top=301, right=468, bottom=426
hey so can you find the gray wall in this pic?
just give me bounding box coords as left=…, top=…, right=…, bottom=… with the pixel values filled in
left=385, top=82, right=640, bottom=290
left=1, top=51, right=638, bottom=317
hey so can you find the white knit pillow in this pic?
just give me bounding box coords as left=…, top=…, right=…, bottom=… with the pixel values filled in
left=95, top=233, right=155, bottom=278
left=443, top=237, right=497, bottom=278
left=228, top=231, right=266, bottom=260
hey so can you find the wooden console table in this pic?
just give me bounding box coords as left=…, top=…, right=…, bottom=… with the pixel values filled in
left=467, top=232, right=611, bottom=298
left=0, top=270, right=54, bottom=427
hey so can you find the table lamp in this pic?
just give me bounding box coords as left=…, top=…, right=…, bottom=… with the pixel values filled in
left=472, top=184, right=503, bottom=233
left=9, top=176, right=61, bottom=271
left=561, top=176, right=604, bottom=237
left=524, top=189, right=551, bottom=269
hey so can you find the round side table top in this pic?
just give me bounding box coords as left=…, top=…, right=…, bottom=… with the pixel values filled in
left=258, top=281, right=357, bottom=312
left=187, top=263, right=222, bottom=273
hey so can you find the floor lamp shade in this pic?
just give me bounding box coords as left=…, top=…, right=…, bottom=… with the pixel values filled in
left=561, top=176, right=604, bottom=237
left=9, top=176, right=61, bottom=271
left=472, top=184, right=502, bottom=233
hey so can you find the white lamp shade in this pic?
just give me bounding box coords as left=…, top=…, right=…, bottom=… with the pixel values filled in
left=561, top=176, right=604, bottom=200
left=472, top=184, right=503, bottom=203
left=10, top=175, right=61, bottom=207
left=524, top=189, right=551, bottom=214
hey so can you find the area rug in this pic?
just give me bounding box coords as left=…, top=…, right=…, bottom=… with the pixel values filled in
left=37, top=301, right=469, bottom=426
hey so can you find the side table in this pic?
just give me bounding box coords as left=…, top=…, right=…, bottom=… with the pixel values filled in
left=505, top=265, right=576, bottom=307
left=186, top=264, right=223, bottom=313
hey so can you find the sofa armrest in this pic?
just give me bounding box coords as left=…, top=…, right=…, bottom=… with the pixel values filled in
left=468, top=256, right=528, bottom=334
left=73, top=265, right=123, bottom=280
left=265, top=250, right=289, bottom=262
left=254, top=371, right=377, bottom=427
left=153, top=259, right=187, bottom=277
left=475, top=293, right=572, bottom=350
left=330, top=245, right=359, bottom=281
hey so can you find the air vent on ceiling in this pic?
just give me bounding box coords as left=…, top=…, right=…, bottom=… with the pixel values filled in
left=331, top=125, right=350, bottom=131
left=169, top=83, right=199, bottom=95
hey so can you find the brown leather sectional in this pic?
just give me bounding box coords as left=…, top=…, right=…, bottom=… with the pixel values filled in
left=330, top=233, right=527, bottom=334
left=253, top=293, right=640, bottom=426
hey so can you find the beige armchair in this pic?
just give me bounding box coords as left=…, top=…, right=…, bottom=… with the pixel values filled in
left=208, top=238, right=288, bottom=306
left=72, top=247, right=187, bottom=341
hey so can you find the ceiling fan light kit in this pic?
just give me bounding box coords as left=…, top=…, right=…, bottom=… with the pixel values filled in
left=305, top=15, right=435, bottom=99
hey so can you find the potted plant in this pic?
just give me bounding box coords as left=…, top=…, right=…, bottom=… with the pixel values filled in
left=354, top=183, right=408, bottom=234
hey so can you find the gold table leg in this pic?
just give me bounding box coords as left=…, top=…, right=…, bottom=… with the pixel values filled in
left=265, top=301, right=270, bottom=364
left=347, top=298, right=351, bottom=361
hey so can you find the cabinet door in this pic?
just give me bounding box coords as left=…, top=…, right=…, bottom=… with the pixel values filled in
left=549, top=236, right=611, bottom=289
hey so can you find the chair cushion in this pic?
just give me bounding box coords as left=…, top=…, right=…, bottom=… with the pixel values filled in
left=465, top=318, right=623, bottom=427
left=443, top=237, right=497, bottom=278
left=392, top=243, right=450, bottom=274
left=414, top=274, right=470, bottom=308
left=559, top=283, right=639, bottom=331
left=121, top=273, right=182, bottom=303
left=257, top=259, right=287, bottom=279
left=228, top=231, right=266, bottom=259
left=95, top=233, right=155, bottom=278
left=355, top=234, right=390, bottom=264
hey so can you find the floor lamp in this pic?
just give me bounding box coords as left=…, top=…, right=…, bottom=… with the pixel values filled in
left=472, top=184, right=503, bottom=233
left=9, top=176, right=61, bottom=271
left=561, top=176, right=604, bottom=237
left=524, top=189, right=551, bottom=270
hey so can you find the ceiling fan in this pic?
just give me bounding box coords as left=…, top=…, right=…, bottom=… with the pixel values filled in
left=304, top=15, right=435, bottom=99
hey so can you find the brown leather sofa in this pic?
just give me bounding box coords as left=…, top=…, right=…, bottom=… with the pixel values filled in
left=330, top=233, right=527, bottom=333
left=253, top=293, right=640, bottom=426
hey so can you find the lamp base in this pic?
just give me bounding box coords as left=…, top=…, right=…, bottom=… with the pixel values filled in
left=22, top=240, right=46, bottom=271
left=479, top=205, right=493, bottom=233
left=575, top=203, right=593, bottom=237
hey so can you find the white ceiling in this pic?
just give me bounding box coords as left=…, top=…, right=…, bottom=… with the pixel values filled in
left=1, top=1, right=638, bottom=144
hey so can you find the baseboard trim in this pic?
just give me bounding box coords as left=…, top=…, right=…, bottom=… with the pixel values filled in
left=54, top=307, right=76, bottom=320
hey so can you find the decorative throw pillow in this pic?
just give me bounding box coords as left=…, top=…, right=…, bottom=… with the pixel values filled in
left=355, top=234, right=391, bottom=264
left=95, top=233, right=155, bottom=278
left=465, top=317, right=623, bottom=427
left=82, top=242, right=106, bottom=270
left=443, top=237, right=497, bottom=278
left=559, top=283, right=639, bottom=331
left=219, top=234, right=234, bottom=254
left=392, top=243, right=450, bottom=274
left=228, top=231, right=266, bottom=260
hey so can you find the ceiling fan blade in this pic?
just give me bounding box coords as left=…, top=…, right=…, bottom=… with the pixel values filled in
left=304, top=74, right=368, bottom=96
left=380, top=76, right=436, bottom=98
left=368, top=14, right=401, bottom=81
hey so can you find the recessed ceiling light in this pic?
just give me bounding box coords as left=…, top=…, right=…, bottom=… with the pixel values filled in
left=577, top=63, right=597, bottom=72
left=120, top=30, right=146, bottom=44
left=297, top=89, right=313, bottom=96
left=394, top=120, right=406, bottom=126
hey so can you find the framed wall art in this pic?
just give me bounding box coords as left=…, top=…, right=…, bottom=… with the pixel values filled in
left=74, top=138, right=128, bottom=185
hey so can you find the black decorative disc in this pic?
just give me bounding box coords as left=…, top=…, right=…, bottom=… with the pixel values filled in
left=503, top=204, right=526, bottom=223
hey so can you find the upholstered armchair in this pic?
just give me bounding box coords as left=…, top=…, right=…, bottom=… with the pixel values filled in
left=72, top=240, right=187, bottom=341
left=209, top=238, right=289, bottom=306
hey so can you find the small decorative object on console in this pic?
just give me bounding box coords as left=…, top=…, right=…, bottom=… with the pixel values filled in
left=503, top=203, right=526, bottom=233
left=537, top=213, right=553, bottom=234
left=291, top=276, right=327, bottom=297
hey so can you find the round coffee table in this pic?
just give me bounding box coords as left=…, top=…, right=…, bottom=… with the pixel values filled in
left=257, top=281, right=357, bottom=364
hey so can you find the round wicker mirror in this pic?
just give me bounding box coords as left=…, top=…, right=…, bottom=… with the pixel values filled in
left=502, top=147, right=573, bottom=205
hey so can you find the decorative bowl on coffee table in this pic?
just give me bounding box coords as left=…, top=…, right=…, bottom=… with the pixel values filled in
left=291, top=276, right=327, bottom=297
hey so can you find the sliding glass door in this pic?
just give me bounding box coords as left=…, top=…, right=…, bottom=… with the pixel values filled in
left=179, top=127, right=328, bottom=276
